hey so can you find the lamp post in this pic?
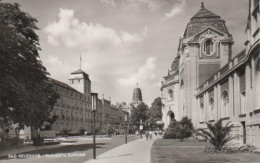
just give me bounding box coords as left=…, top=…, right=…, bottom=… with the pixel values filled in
left=124, top=113, right=128, bottom=144
left=139, top=119, right=143, bottom=138
left=91, top=93, right=98, bottom=159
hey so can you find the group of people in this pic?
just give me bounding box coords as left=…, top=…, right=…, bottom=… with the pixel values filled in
left=144, top=131, right=153, bottom=140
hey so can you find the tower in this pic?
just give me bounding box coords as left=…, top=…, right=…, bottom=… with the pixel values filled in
left=132, top=83, right=143, bottom=102
left=178, top=2, right=233, bottom=126
left=68, top=69, right=91, bottom=95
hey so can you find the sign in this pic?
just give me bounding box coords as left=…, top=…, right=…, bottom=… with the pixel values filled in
left=156, top=121, right=164, bottom=125
left=139, top=125, right=143, bottom=130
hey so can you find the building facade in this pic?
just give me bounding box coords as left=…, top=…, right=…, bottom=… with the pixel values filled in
left=161, top=1, right=260, bottom=147
left=50, top=69, right=127, bottom=134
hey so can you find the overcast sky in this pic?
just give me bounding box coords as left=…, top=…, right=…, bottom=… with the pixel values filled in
left=8, top=0, right=248, bottom=106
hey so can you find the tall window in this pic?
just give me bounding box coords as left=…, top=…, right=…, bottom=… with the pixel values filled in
left=205, top=39, right=214, bottom=55
left=209, top=97, right=214, bottom=120
left=221, top=90, right=229, bottom=118
left=200, top=103, right=204, bottom=122
left=168, top=89, right=173, bottom=100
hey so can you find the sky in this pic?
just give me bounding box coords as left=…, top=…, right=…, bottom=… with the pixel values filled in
left=6, top=0, right=248, bottom=106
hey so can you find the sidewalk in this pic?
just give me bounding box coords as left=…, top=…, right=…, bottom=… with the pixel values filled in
left=85, top=137, right=158, bottom=163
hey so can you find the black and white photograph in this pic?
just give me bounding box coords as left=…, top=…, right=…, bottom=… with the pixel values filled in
left=0, top=0, right=259, bottom=162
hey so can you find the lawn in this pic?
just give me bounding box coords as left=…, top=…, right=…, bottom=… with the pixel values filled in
left=151, top=138, right=260, bottom=163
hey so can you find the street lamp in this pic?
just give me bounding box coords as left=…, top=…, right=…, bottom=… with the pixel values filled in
left=91, top=93, right=98, bottom=159
left=124, top=113, right=128, bottom=144
left=139, top=119, right=143, bottom=138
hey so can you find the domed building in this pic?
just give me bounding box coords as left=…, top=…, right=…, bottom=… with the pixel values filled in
left=161, top=1, right=260, bottom=148
left=122, top=84, right=147, bottom=118
left=131, top=83, right=144, bottom=108
left=161, top=57, right=180, bottom=128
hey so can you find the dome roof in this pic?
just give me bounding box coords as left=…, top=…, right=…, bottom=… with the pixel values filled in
left=133, top=87, right=141, bottom=94
left=183, top=3, right=229, bottom=38
left=132, top=84, right=143, bottom=102
left=171, top=57, right=179, bottom=72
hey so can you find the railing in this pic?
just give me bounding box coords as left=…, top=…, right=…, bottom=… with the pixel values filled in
left=220, top=64, right=229, bottom=75
left=237, top=51, right=246, bottom=62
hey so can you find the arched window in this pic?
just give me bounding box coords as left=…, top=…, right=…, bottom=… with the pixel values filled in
left=221, top=90, right=229, bottom=118
left=204, top=39, right=214, bottom=55
left=209, top=97, right=214, bottom=120
left=200, top=103, right=204, bottom=121
left=168, top=89, right=173, bottom=100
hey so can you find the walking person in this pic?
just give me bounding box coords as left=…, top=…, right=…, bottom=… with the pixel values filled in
left=145, top=131, right=149, bottom=140
left=149, top=131, right=152, bottom=140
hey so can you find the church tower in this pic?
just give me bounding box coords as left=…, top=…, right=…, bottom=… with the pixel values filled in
left=178, top=2, right=233, bottom=126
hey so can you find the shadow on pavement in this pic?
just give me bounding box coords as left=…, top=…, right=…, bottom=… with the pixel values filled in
left=0, top=143, right=106, bottom=160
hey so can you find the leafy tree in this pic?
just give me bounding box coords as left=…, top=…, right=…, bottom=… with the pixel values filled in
left=146, top=97, right=163, bottom=129
left=130, top=102, right=148, bottom=126
left=0, top=2, right=59, bottom=142
left=196, top=120, right=236, bottom=151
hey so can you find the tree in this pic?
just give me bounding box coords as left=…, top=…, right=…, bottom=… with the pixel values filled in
left=196, top=120, right=236, bottom=151
left=0, top=2, right=59, bottom=143
left=130, top=102, right=148, bottom=127
left=146, top=97, right=163, bottom=129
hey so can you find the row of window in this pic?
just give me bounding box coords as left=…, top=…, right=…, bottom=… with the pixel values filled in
left=200, top=89, right=247, bottom=122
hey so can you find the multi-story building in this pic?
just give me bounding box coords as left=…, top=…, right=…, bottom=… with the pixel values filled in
left=50, top=69, right=127, bottom=134
left=161, top=1, right=260, bottom=147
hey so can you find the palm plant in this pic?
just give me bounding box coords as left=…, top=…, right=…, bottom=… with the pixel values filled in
left=196, top=120, right=237, bottom=151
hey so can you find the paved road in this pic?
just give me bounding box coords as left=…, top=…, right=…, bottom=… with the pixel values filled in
left=0, top=137, right=138, bottom=163
left=85, top=136, right=158, bottom=163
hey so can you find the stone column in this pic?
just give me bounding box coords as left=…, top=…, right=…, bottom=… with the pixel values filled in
left=214, top=85, right=218, bottom=121
left=251, top=57, right=256, bottom=111
left=233, top=72, right=240, bottom=115
left=245, top=63, right=251, bottom=113
left=229, top=75, right=234, bottom=116
left=217, top=84, right=221, bottom=119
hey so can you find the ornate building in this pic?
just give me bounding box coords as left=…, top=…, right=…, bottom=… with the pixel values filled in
left=161, top=1, right=260, bottom=147
left=121, top=84, right=146, bottom=118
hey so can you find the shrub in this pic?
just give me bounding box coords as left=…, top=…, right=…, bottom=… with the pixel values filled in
left=196, top=120, right=237, bottom=151
left=163, top=116, right=193, bottom=141
left=79, top=128, right=86, bottom=135
left=59, top=129, right=71, bottom=136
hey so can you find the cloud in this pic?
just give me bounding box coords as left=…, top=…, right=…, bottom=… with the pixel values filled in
left=44, top=8, right=146, bottom=48
left=164, top=0, right=186, bottom=19
left=100, top=0, right=116, bottom=6
left=100, top=0, right=160, bottom=11
left=46, top=56, right=62, bottom=65
left=118, top=56, right=157, bottom=86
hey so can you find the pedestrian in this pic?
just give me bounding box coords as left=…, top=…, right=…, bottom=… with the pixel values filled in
left=145, top=131, right=149, bottom=140
left=149, top=131, right=152, bottom=140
